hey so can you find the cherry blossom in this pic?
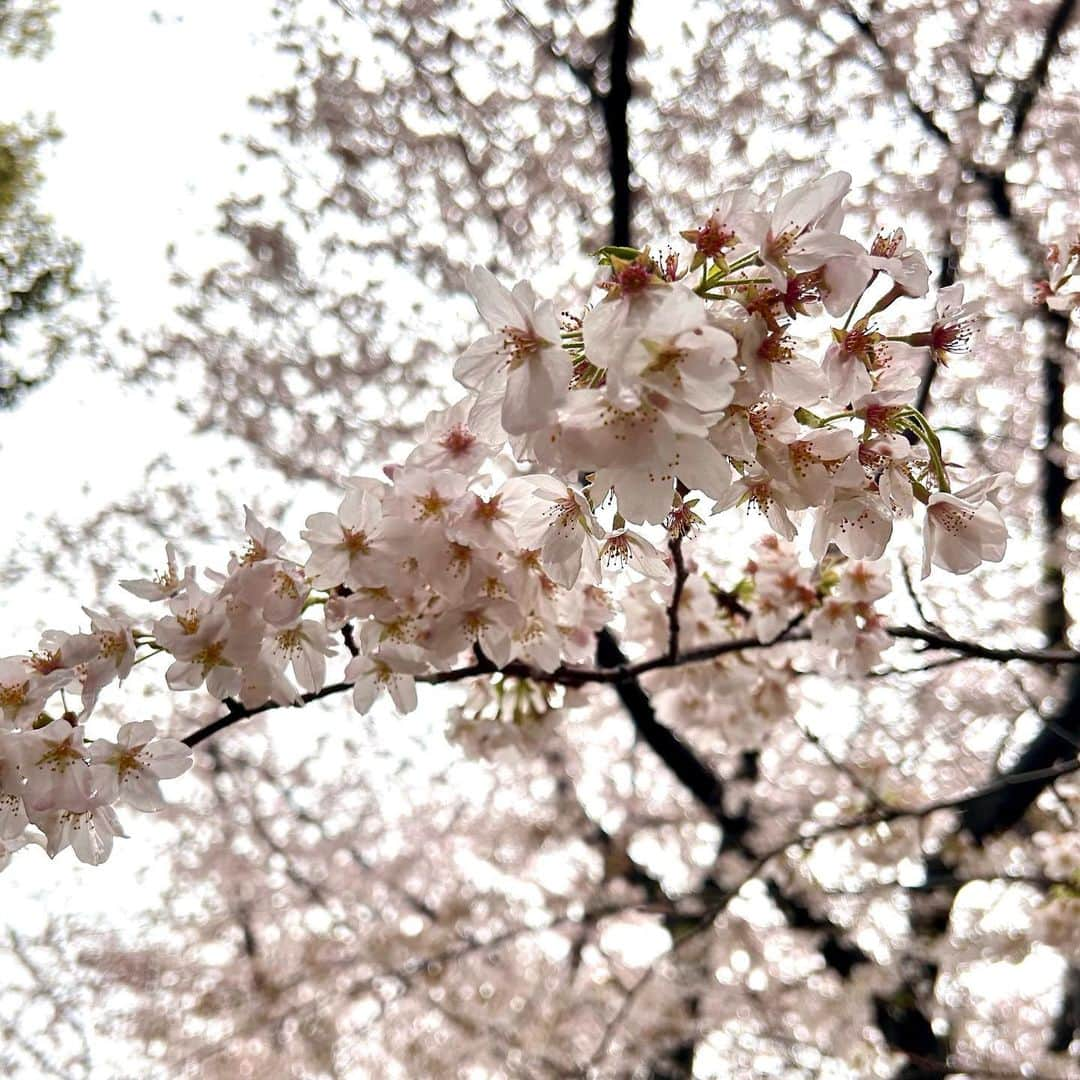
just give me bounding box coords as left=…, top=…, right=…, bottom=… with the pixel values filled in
left=89, top=721, right=192, bottom=812
left=454, top=267, right=568, bottom=434
left=0, top=172, right=1018, bottom=875
left=926, top=283, right=981, bottom=367
left=921, top=477, right=1008, bottom=577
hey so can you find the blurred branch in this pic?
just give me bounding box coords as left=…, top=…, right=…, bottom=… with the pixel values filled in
left=502, top=1, right=599, bottom=98
left=839, top=4, right=952, bottom=149
left=1008, top=0, right=1078, bottom=145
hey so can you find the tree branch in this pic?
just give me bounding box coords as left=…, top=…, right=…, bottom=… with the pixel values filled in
left=1008, top=0, right=1078, bottom=145
left=181, top=623, right=1080, bottom=748
left=603, top=0, right=635, bottom=247
left=666, top=536, right=687, bottom=661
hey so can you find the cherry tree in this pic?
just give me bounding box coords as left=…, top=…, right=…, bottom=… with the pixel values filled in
left=2, top=2, right=1079, bottom=1077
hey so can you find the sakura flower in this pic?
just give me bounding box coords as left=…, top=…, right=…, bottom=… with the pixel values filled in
left=599, top=528, right=671, bottom=581
left=510, top=476, right=604, bottom=589
left=0, top=734, right=29, bottom=838
left=427, top=599, right=521, bottom=668
left=810, top=488, right=893, bottom=561
left=848, top=617, right=892, bottom=675
left=151, top=575, right=220, bottom=655
left=809, top=596, right=858, bottom=653
left=837, top=559, right=892, bottom=603
left=525, top=390, right=668, bottom=474
left=1035, top=230, right=1079, bottom=311
left=28, top=800, right=126, bottom=865
left=260, top=565, right=309, bottom=627
left=233, top=506, right=288, bottom=568
left=764, top=427, right=862, bottom=506
left=0, top=657, right=54, bottom=726
left=867, top=228, right=930, bottom=297
left=751, top=562, right=815, bottom=643
left=89, top=721, right=192, bottom=812
left=80, top=608, right=138, bottom=684
left=859, top=435, right=921, bottom=518
left=510, top=609, right=564, bottom=672
left=741, top=318, right=826, bottom=403
left=164, top=610, right=263, bottom=699
left=72, top=609, right=138, bottom=714
left=921, top=476, right=1008, bottom=577
left=448, top=488, right=524, bottom=550
left=602, top=285, right=739, bottom=412
left=559, top=586, right=616, bottom=665
left=302, top=488, right=385, bottom=589
left=761, top=172, right=851, bottom=279
left=708, top=405, right=758, bottom=461
left=385, top=467, right=469, bottom=528
left=15, top=717, right=95, bottom=813
left=406, top=397, right=503, bottom=472
left=27, top=629, right=100, bottom=679
left=928, top=283, right=980, bottom=366
left=346, top=647, right=428, bottom=715
left=822, top=323, right=880, bottom=405
left=745, top=397, right=801, bottom=446
left=716, top=469, right=806, bottom=541
left=593, top=433, right=733, bottom=526
left=264, top=619, right=337, bottom=694
left=234, top=657, right=303, bottom=709
left=120, top=542, right=183, bottom=601
left=785, top=232, right=873, bottom=317
left=454, top=267, right=568, bottom=435
left=680, top=189, right=766, bottom=267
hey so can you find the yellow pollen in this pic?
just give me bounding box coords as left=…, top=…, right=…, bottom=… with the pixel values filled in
left=241, top=539, right=267, bottom=566
left=193, top=640, right=228, bottom=673
left=342, top=527, right=370, bottom=555
left=0, top=681, right=29, bottom=709
left=30, top=650, right=62, bottom=675
left=274, top=571, right=300, bottom=599
left=415, top=491, right=450, bottom=520
left=98, top=631, right=127, bottom=662
left=501, top=325, right=540, bottom=368
left=37, top=740, right=83, bottom=772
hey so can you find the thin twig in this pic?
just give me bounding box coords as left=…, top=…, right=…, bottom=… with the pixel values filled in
left=182, top=624, right=1080, bottom=748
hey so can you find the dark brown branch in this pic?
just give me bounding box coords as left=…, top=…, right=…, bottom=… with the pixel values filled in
left=666, top=536, right=687, bottom=661
left=181, top=624, right=1080, bottom=748
left=596, top=626, right=751, bottom=850
left=603, top=0, right=635, bottom=247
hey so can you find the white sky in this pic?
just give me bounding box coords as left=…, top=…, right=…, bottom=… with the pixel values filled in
left=0, top=0, right=298, bottom=632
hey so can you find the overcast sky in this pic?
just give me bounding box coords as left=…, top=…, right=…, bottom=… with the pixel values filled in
left=0, top=1, right=301, bottom=632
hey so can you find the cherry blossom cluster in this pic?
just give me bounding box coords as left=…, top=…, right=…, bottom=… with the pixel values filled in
left=1030, top=830, right=1080, bottom=958
left=1, top=171, right=1012, bottom=870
